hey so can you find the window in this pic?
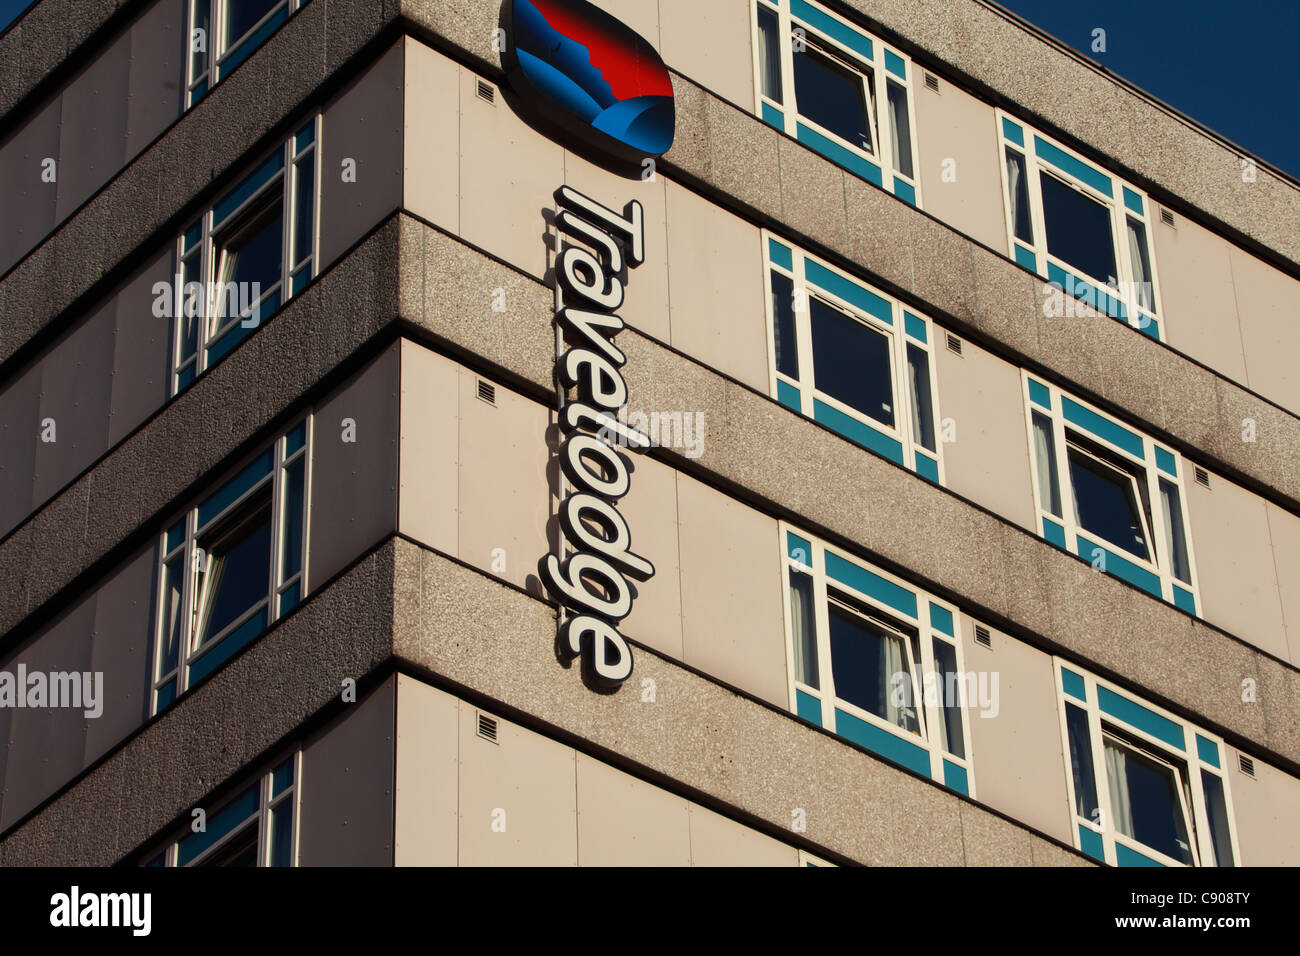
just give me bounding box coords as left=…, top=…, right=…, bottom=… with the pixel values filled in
left=185, top=0, right=310, bottom=107
left=145, top=755, right=300, bottom=867
left=997, top=112, right=1163, bottom=339
left=172, top=121, right=318, bottom=394
left=765, top=234, right=944, bottom=483
left=782, top=527, right=974, bottom=795
left=1055, top=662, right=1238, bottom=867
left=1023, top=375, right=1199, bottom=615
left=152, top=420, right=311, bottom=714
left=751, top=0, right=920, bottom=205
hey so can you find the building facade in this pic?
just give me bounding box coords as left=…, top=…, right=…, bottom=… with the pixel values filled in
left=0, top=0, right=1297, bottom=867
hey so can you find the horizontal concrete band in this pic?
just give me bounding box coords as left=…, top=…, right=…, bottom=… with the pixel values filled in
left=4, top=9, right=1298, bottom=528
left=0, top=0, right=123, bottom=122
left=0, top=535, right=1093, bottom=866
left=2, top=212, right=1296, bottom=775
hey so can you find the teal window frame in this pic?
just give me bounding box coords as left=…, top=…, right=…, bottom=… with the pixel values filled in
left=781, top=525, right=975, bottom=795
left=764, top=233, right=944, bottom=482
left=1023, top=374, right=1200, bottom=615
left=1054, top=661, right=1239, bottom=868
left=751, top=0, right=921, bottom=205
left=151, top=418, right=312, bottom=715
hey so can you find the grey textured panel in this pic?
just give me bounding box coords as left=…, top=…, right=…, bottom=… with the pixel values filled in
left=0, top=360, right=41, bottom=536
left=107, top=247, right=172, bottom=447
left=32, top=300, right=115, bottom=506
left=124, top=0, right=184, bottom=159
left=0, top=95, right=60, bottom=276
left=0, top=595, right=95, bottom=830
left=307, top=342, right=401, bottom=589
left=317, top=42, right=405, bottom=271
left=85, top=543, right=155, bottom=766
left=53, top=28, right=130, bottom=222
left=297, top=674, right=396, bottom=866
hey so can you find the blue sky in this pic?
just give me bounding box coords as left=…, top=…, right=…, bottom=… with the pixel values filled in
left=0, top=0, right=1295, bottom=177
left=995, top=0, right=1300, bottom=178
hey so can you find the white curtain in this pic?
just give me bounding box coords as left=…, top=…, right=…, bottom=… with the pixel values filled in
left=887, top=83, right=912, bottom=176
left=908, top=356, right=927, bottom=449
left=1032, top=416, right=1062, bottom=516
left=757, top=14, right=781, bottom=101
left=789, top=576, right=817, bottom=688
left=1127, top=219, right=1152, bottom=311
left=1007, top=155, right=1025, bottom=240
left=1160, top=483, right=1189, bottom=583
left=1104, top=740, right=1135, bottom=838
left=882, top=633, right=919, bottom=733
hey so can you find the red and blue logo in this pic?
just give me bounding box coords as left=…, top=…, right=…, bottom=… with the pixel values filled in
left=501, top=0, right=675, bottom=162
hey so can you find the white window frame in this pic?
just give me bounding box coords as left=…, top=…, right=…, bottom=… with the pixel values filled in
left=185, top=0, right=307, bottom=108
left=763, top=232, right=945, bottom=482
left=149, top=751, right=302, bottom=867
left=779, top=523, right=975, bottom=794
left=151, top=416, right=314, bottom=715
left=1021, top=373, right=1200, bottom=612
left=750, top=0, right=922, bottom=205
left=996, top=108, right=1164, bottom=339
left=172, top=117, right=320, bottom=396
left=1053, top=661, right=1240, bottom=868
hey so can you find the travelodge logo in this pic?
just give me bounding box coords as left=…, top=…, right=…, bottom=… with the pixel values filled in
left=501, top=0, right=676, bottom=164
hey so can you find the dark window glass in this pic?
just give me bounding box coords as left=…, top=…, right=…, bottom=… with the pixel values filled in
left=1065, top=703, right=1098, bottom=820
left=293, top=157, right=314, bottom=266
left=756, top=5, right=783, bottom=102
left=196, top=497, right=272, bottom=645
left=202, top=825, right=260, bottom=867
left=906, top=343, right=935, bottom=451
left=1106, top=736, right=1194, bottom=865
left=770, top=271, right=799, bottom=379
left=270, top=803, right=294, bottom=866
left=280, top=458, right=305, bottom=580
left=810, top=298, right=894, bottom=428
left=1068, top=445, right=1150, bottom=561
left=1041, top=172, right=1117, bottom=285
left=828, top=602, right=919, bottom=733
left=1006, top=148, right=1033, bottom=244
left=932, top=638, right=963, bottom=758
left=1202, top=773, right=1234, bottom=867
left=789, top=570, right=819, bottom=689
left=214, top=199, right=283, bottom=322
left=886, top=80, right=913, bottom=177
left=792, top=44, right=873, bottom=153
left=224, top=0, right=280, bottom=48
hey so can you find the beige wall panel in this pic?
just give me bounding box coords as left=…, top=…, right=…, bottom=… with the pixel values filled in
left=617, top=451, right=686, bottom=662
left=687, top=803, right=799, bottom=866
left=1265, top=503, right=1300, bottom=666
left=665, top=179, right=770, bottom=392
left=456, top=701, right=578, bottom=866
left=1223, top=747, right=1300, bottom=866
left=1231, top=245, right=1300, bottom=415
left=1186, top=470, right=1288, bottom=661
left=1152, top=214, right=1247, bottom=384
left=960, top=616, right=1074, bottom=845
left=934, top=337, right=1037, bottom=532
left=913, top=78, right=1007, bottom=253
left=575, top=752, right=692, bottom=865
left=394, top=675, right=459, bottom=866
left=403, top=38, right=461, bottom=234
left=397, top=341, right=461, bottom=559
left=676, top=471, right=788, bottom=706
left=659, top=0, right=755, bottom=109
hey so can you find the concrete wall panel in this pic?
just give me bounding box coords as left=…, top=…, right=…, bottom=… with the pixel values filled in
left=125, top=0, right=185, bottom=158
left=401, top=37, right=460, bottom=234
left=0, top=96, right=61, bottom=275
left=1227, top=746, right=1300, bottom=866
left=1231, top=245, right=1300, bottom=417
left=397, top=341, right=460, bottom=559
left=108, top=248, right=174, bottom=446
left=54, top=30, right=130, bottom=222
left=393, top=674, right=458, bottom=866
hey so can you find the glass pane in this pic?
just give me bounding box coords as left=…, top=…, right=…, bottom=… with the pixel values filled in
left=179, top=254, right=203, bottom=361
left=828, top=602, right=919, bottom=734
left=178, top=782, right=259, bottom=865
left=792, top=44, right=873, bottom=153
left=272, top=759, right=294, bottom=797
left=1202, top=773, right=1234, bottom=867
left=769, top=271, right=799, bottom=379
left=1068, top=446, right=1150, bottom=561
left=224, top=0, right=280, bottom=50
left=886, top=80, right=913, bottom=177
left=285, top=420, right=307, bottom=456
left=213, top=199, right=283, bottom=324
left=1005, top=148, right=1033, bottom=244
left=270, top=803, right=294, bottom=866
left=1159, top=479, right=1191, bottom=584
left=906, top=344, right=935, bottom=452
left=198, top=448, right=273, bottom=529
left=1104, top=736, right=1194, bottom=865
left=200, top=825, right=260, bottom=867
left=932, top=638, right=964, bottom=758
left=810, top=298, right=894, bottom=428
left=195, top=496, right=273, bottom=645
left=1065, top=703, right=1098, bottom=820
left=293, top=157, right=314, bottom=267
left=280, top=458, right=305, bottom=581
left=189, top=0, right=210, bottom=80
left=789, top=570, right=819, bottom=689
left=1032, top=412, right=1062, bottom=517
left=756, top=5, right=783, bottom=102
left=1041, top=173, right=1118, bottom=286
left=159, top=556, right=184, bottom=676
left=1127, top=216, right=1155, bottom=312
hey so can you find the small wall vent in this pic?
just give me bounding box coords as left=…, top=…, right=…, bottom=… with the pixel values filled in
left=946, top=333, right=963, bottom=356
left=477, top=379, right=497, bottom=405
left=974, top=624, right=992, bottom=649
left=924, top=72, right=940, bottom=93
left=477, top=712, right=499, bottom=743
left=1238, top=754, right=1255, bottom=777
left=1195, top=467, right=1211, bottom=488
left=1160, top=207, right=1176, bottom=228
left=477, top=79, right=496, bottom=105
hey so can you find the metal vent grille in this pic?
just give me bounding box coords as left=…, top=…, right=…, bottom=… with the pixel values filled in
left=477, top=712, right=499, bottom=743
left=477, top=379, right=497, bottom=405
left=946, top=333, right=963, bottom=356
left=1160, top=207, right=1176, bottom=228
left=924, top=72, right=940, bottom=93
left=974, top=624, right=992, bottom=648
left=1195, top=467, right=1211, bottom=488
left=1238, top=754, right=1255, bottom=777
left=476, top=79, right=496, bottom=104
